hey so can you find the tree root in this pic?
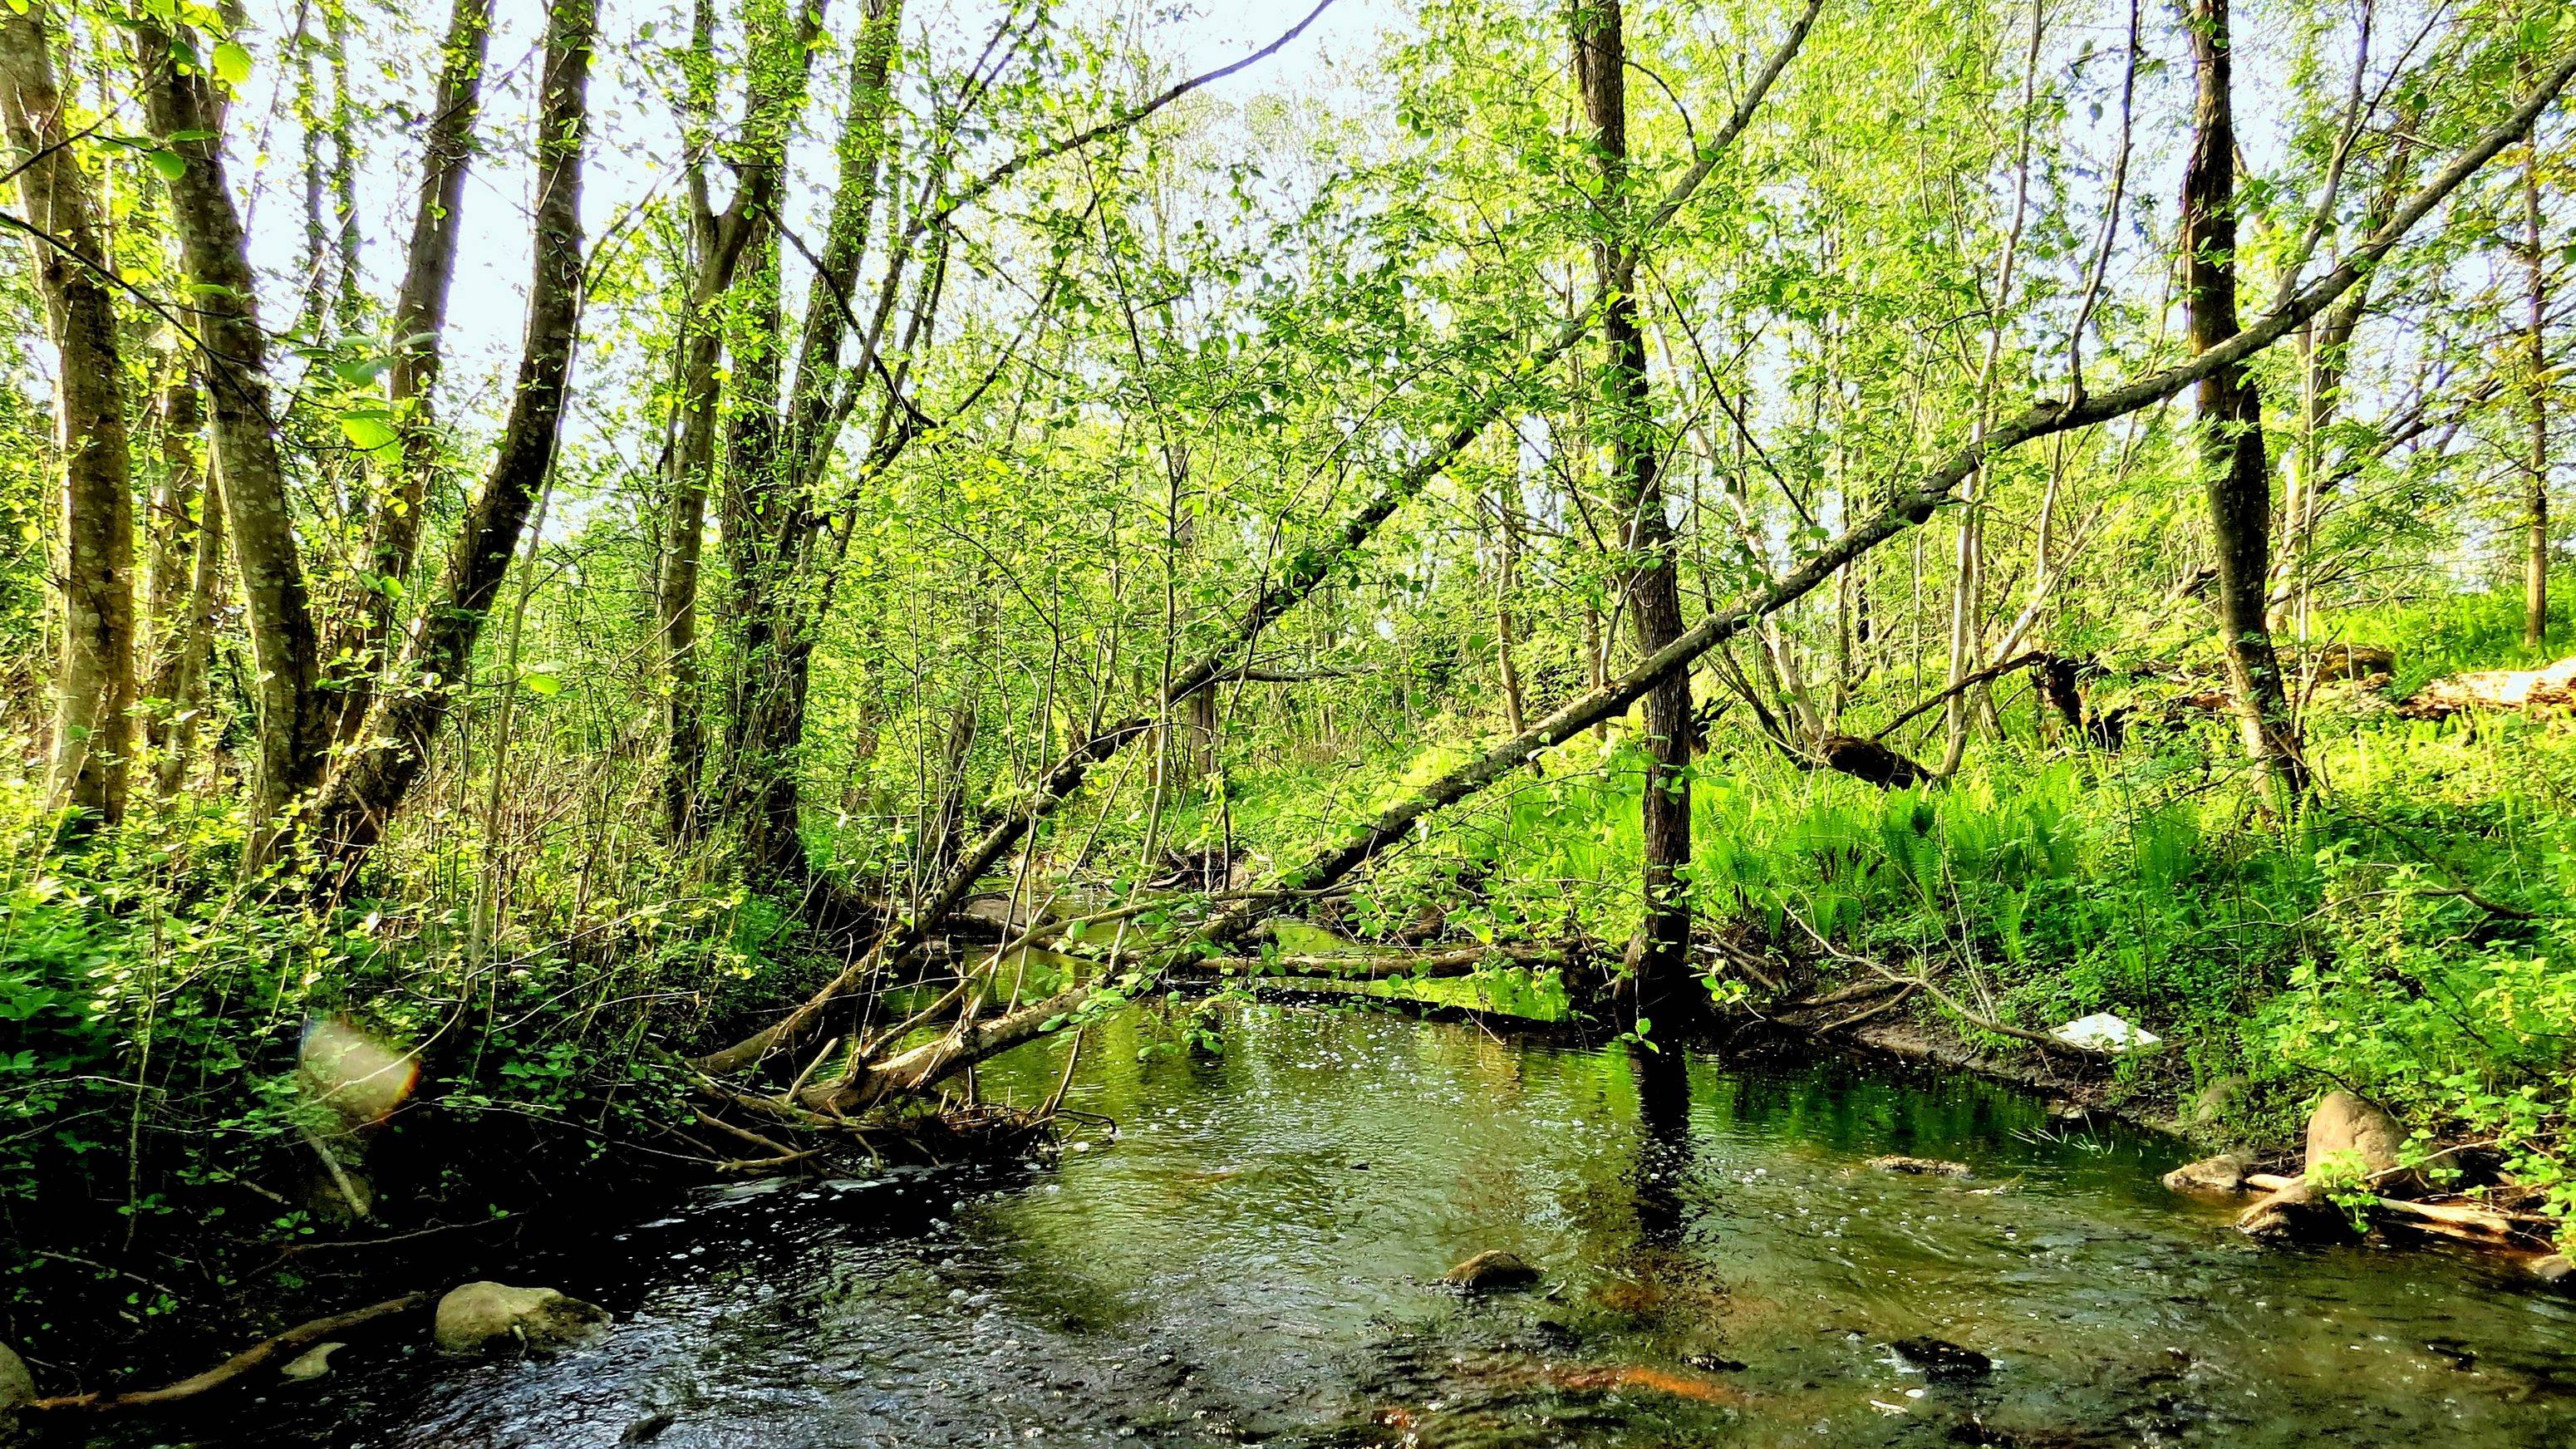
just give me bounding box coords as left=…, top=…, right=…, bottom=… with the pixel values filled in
left=27, top=1293, right=431, bottom=1416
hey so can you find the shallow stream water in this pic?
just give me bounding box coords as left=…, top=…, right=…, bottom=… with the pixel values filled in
left=119, top=1005, right=2576, bottom=1447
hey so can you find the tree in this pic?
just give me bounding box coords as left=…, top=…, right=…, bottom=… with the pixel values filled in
left=2, top=2, right=138, bottom=829
left=1572, top=0, right=1693, bottom=1013
left=2180, top=0, right=2309, bottom=803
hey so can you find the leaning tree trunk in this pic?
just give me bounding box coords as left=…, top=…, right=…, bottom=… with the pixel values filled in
left=309, top=0, right=596, bottom=880
left=2181, top=0, right=2309, bottom=804
left=1576, top=0, right=1694, bottom=1014
left=135, top=16, right=332, bottom=868
left=2, top=3, right=139, bottom=830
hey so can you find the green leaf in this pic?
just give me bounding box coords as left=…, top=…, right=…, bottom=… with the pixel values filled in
left=145, top=150, right=188, bottom=181
left=212, top=40, right=253, bottom=88
left=520, top=669, right=563, bottom=696
left=337, top=411, right=399, bottom=457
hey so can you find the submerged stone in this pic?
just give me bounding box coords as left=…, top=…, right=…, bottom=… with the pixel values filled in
left=2237, top=1180, right=2360, bottom=1244
left=1443, top=1250, right=1541, bottom=1292
left=1868, top=1155, right=1971, bottom=1177
left=1890, top=1337, right=1993, bottom=1380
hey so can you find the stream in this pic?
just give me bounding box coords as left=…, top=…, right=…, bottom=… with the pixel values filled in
left=103, top=1005, right=2576, bottom=1447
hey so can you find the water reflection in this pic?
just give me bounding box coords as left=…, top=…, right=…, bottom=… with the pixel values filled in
left=122, top=1005, right=2576, bottom=1449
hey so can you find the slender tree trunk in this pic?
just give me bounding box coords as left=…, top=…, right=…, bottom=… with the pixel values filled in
left=3, top=4, right=139, bottom=828
left=660, top=297, right=722, bottom=837
left=2181, top=0, right=2308, bottom=803
left=1493, top=481, right=1529, bottom=738
left=659, top=0, right=819, bottom=840
left=717, top=0, right=905, bottom=887
left=1939, top=0, right=2044, bottom=776
left=1575, top=0, right=1692, bottom=1011
left=336, top=0, right=495, bottom=742
left=141, top=371, right=212, bottom=779
left=2523, top=120, right=2552, bottom=651
left=310, top=0, right=596, bottom=878
left=136, top=17, right=332, bottom=867
left=2274, top=115, right=2417, bottom=632
left=153, top=464, right=227, bottom=799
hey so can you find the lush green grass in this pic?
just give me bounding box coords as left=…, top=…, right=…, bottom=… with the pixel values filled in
left=1182, top=593, right=2576, bottom=1235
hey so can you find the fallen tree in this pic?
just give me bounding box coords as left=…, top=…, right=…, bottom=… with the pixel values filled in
left=2400, top=655, right=2576, bottom=720
left=691, top=0, right=1828, bottom=1078
left=796, top=43, right=2576, bottom=1111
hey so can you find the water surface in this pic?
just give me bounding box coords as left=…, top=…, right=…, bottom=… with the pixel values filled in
left=154, top=1005, right=2576, bottom=1447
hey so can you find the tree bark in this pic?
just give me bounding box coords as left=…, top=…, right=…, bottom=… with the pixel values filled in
left=2180, top=0, right=2308, bottom=803
left=2522, top=116, right=2551, bottom=651
left=336, top=0, right=495, bottom=743
left=1575, top=0, right=1692, bottom=1011
left=3, top=2, right=138, bottom=828
left=142, top=371, right=224, bottom=794
left=715, top=0, right=904, bottom=887
left=310, top=0, right=596, bottom=877
left=661, top=0, right=824, bottom=840
left=135, top=17, right=331, bottom=867
left=1492, top=480, right=1529, bottom=738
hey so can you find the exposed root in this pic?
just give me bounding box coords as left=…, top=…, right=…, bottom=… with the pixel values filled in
left=27, top=1293, right=432, bottom=1416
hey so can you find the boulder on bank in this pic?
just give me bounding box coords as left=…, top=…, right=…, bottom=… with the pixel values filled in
left=1443, top=1250, right=1541, bottom=1292
left=1, top=1340, right=33, bottom=1417
left=2307, top=1091, right=2418, bottom=1197
left=2163, top=1152, right=2252, bottom=1194
left=2237, top=1179, right=2360, bottom=1243
left=434, top=1282, right=611, bottom=1355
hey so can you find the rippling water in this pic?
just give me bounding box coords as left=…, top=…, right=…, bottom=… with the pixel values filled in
left=132, top=1005, right=2576, bottom=1447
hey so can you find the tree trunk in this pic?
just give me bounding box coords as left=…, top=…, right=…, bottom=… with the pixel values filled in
left=3, top=3, right=138, bottom=829
left=2523, top=119, right=2551, bottom=651
left=2180, top=0, right=2308, bottom=803
left=659, top=0, right=819, bottom=841
left=337, top=0, right=495, bottom=744
left=714, top=0, right=905, bottom=887
left=1575, top=0, right=1692, bottom=1012
left=153, top=465, right=227, bottom=799
left=135, top=17, right=331, bottom=867
left=717, top=222, right=811, bottom=888
left=1493, top=480, right=1529, bottom=738
left=141, top=371, right=221, bottom=792
left=310, top=0, right=596, bottom=878
left=2274, top=112, right=2419, bottom=634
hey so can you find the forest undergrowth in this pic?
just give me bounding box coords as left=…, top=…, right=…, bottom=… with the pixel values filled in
left=9, top=587, right=2574, bottom=1378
